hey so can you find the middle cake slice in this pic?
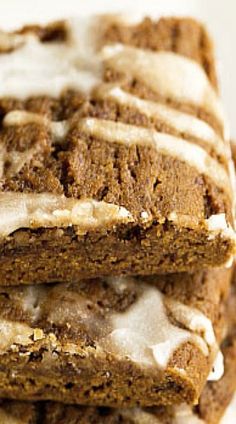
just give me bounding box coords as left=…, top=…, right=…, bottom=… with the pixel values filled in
left=0, top=266, right=231, bottom=407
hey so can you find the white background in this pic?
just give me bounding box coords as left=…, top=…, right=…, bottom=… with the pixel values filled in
left=0, top=0, right=235, bottom=136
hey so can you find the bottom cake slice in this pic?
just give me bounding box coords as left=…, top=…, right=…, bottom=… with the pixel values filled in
left=0, top=268, right=231, bottom=407
left=0, top=307, right=235, bottom=424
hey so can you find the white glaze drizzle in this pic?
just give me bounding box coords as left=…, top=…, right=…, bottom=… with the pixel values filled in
left=0, top=15, right=230, bottom=205
left=78, top=118, right=231, bottom=195
left=107, top=285, right=216, bottom=369
left=0, top=30, right=23, bottom=52
left=0, top=192, right=133, bottom=238
left=173, top=405, right=205, bottom=424
left=102, top=44, right=227, bottom=134
left=0, top=138, right=46, bottom=180
left=0, top=16, right=233, bottom=247
left=0, top=276, right=217, bottom=381
left=95, top=85, right=230, bottom=160
left=17, top=276, right=217, bottom=372
left=3, top=107, right=230, bottom=181
left=0, top=319, right=35, bottom=353
left=0, top=16, right=102, bottom=99
left=1, top=111, right=70, bottom=177
left=3, top=110, right=69, bottom=142
left=0, top=15, right=131, bottom=100
left=208, top=350, right=224, bottom=381
left=0, top=16, right=227, bottom=136
left=0, top=190, right=233, bottom=241
left=119, top=408, right=162, bottom=423
left=165, top=298, right=216, bottom=348
left=168, top=212, right=235, bottom=246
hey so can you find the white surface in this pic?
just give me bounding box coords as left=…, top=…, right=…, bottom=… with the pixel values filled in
left=221, top=393, right=236, bottom=424
left=0, top=0, right=235, bottom=136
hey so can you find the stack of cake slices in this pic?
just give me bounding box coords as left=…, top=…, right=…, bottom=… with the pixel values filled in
left=0, top=14, right=235, bottom=424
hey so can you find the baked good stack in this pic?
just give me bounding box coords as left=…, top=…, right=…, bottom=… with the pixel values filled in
left=0, top=14, right=235, bottom=423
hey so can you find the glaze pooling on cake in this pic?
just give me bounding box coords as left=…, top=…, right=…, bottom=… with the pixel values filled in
left=0, top=16, right=102, bottom=99
left=107, top=285, right=216, bottom=368
left=0, top=276, right=217, bottom=371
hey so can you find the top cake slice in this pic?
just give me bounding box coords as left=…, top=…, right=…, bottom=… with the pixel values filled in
left=0, top=16, right=235, bottom=285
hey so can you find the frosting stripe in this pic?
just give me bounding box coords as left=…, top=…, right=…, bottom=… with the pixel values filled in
left=0, top=192, right=234, bottom=240
left=0, top=193, right=133, bottom=238
left=1, top=111, right=69, bottom=177
left=95, top=84, right=230, bottom=161
left=78, top=118, right=231, bottom=196
left=0, top=17, right=228, bottom=141
left=3, top=110, right=69, bottom=142
left=2, top=111, right=230, bottom=195
left=102, top=44, right=227, bottom=136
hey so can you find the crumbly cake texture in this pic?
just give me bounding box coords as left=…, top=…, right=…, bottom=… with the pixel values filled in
left=0, top=267, right=231, bottom=407
left=0, top=296, right=235, bottom=424
left=0, top=16, right=235, bottom=285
